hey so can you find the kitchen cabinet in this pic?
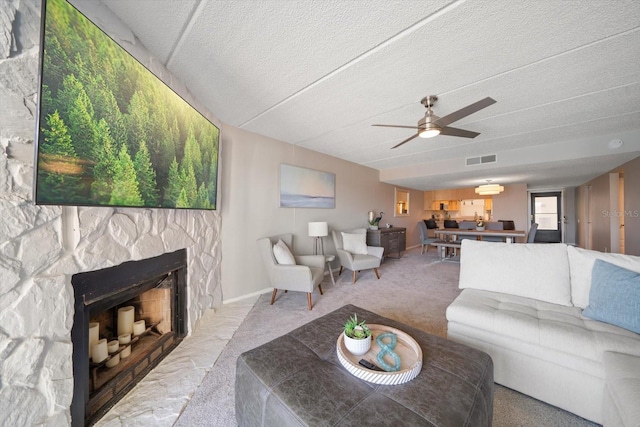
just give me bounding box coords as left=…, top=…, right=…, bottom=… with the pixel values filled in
left=367, top=227, right=406, bottom=259
left=423, top=191, right=435, bottom=210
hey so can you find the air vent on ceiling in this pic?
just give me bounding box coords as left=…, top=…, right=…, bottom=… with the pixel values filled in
left=466, top=154, right=497, bottom=166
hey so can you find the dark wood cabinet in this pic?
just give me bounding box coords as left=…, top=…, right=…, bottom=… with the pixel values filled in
left=366, top=227, right=406, bottom=258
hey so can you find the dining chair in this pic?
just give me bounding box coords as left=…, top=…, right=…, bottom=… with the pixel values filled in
left=424, top=219, right=438, bottom=230
left=456, top=221, right=477, bottom=244
left=527, top=223, right=539, bottom=243
left=444, top=219, right=459, bottom=229
left=458, top=221, right=476, bottom=230
left=498, top=220, right=516, bottom=230
left=418, top=221, right=440, bottom=254
left=482, top=221, right=505, bottom=242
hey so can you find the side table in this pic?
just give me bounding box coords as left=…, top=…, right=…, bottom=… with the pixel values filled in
left=325, top=254, right=336, bottom=285
left=366, top=227, right=406, bottom=259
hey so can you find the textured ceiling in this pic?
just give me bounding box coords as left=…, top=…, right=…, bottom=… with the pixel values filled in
left=88, top=0, right=640, bottom=190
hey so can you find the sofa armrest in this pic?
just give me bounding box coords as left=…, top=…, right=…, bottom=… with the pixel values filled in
left=367, top=246, right=384, bottom=259
left=336, top=248, right=355, bottom=269
left=295, top=255, right=325, bottom=269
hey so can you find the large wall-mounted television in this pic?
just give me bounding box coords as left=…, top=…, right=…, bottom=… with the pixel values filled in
left=34, top=0, right=219, bottom=210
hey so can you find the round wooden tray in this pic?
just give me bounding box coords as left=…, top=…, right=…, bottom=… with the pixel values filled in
left=336, top=324, right=422, bottom=385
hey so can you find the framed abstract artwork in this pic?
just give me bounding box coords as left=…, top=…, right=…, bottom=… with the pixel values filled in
left=279, top=164, right=335, bottom=208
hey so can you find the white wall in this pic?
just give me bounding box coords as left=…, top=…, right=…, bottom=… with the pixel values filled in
left=576, top=156, right=640, bottom=255
left=0, top=2, right=222, bottom=424
left=491, top=183, right=529, bottom=238
left=220, top=125, right=425, bottom=300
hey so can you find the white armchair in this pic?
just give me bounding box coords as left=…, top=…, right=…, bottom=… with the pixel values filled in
left=331, top=229, right=384, bottom=284
left=257, top=234, right=325, bottom=310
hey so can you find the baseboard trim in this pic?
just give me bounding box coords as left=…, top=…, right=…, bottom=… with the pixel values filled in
left=223, top=287, right=272, bottom=305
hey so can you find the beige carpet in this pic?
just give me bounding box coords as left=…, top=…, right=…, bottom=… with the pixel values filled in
left=176, top=247, right=599, bottom=426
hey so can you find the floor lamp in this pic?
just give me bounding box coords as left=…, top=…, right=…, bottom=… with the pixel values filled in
left=308, top=222, right=328, bottom=255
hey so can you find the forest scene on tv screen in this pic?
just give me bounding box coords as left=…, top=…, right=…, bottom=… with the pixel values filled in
left=36, top=0, right=219, bottom=209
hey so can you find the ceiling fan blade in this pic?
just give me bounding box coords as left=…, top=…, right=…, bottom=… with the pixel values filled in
left=391, top=133, right=419, bottom=149
left=434, top=97, right=496, bottom=128
left=439, top=126, right=480, bottom=138
left=372, top=124, right=421, bottom=130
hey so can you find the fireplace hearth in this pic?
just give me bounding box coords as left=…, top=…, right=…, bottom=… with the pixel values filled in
left=71, top=250, right=187, bottom=426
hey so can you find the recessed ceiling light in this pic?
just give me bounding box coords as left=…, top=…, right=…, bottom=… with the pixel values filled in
left=608, top=139, right=623, bottom=150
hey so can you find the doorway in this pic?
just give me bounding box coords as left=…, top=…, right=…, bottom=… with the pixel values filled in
left=530, top=191, right=562, bottom=243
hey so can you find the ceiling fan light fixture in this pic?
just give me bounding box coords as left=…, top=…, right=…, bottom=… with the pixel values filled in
left=418, top=123, right=441, bottom=139
left=418, top=128, right=441, bottom=138
left=475, top=180, right=504, bottom=195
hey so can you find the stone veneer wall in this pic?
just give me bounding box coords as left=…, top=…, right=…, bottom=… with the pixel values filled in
left=0, top=1, right=223, bottom=425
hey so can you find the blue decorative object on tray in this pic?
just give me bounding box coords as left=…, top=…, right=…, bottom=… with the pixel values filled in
left=376, top=332, right=401, bottom=372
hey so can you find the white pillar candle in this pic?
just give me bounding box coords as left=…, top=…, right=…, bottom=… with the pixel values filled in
left=132, top=319, right=146, bottom=336
left=89, top=322, right=99, bottom=359
left=117, top=306, right=135, bottom=336
left=120, top=345, right=131, bottom=359
left=91, top=339, right=108, bottom=364
left=118, top=333, right=131, bottom=359
left=107, top=340, right=119, bottom=354
left=105, top=353, right=120, bottom=368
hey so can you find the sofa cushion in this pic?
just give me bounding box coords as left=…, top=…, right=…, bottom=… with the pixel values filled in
left=582, top=260, right=640, bottom=334
left=447, top=289, right=640, bottom=364
left=567, top=245, right=640, bottom=309
left=341, top=232, right=368, bottom=255
left=273, top=239, right=296, bottom=265
left=459, top=240, right=572, bottom=306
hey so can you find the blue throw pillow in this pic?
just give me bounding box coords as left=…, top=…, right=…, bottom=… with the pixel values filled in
left=582, top=259, right=640, bottom=334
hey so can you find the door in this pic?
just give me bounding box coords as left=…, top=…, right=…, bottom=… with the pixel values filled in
left=530, top=192, right=562, bottom=243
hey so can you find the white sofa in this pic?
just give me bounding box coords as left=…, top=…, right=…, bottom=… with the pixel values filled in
left=446, top=240, right=640, bottom=425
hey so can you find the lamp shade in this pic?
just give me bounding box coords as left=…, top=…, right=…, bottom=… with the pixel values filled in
left=308, top=222, right=328, bottom=237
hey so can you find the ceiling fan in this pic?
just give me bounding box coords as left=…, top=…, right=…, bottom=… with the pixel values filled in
left=372, top=95, right=497, bottom=149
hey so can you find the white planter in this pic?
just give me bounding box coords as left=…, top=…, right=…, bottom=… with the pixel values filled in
left=369, top=225, right=378, bottom=230
left=476, top=226, right=485, bottom=231
left=344, top=331, right=371, bottom=356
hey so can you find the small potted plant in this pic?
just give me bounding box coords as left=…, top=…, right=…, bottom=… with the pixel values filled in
left=343, top=313, right=372, bottom=356
left=368, top=212, right=383, bottom=230
left=476, top=219, right=485, bottom=231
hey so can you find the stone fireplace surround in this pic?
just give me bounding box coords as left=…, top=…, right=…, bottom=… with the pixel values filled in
left=0, top=1, right=223, bottom=425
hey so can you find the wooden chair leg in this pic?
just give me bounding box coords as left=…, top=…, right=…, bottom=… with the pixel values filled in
left=374, top=268, right=380, bottom=279
left=307, top=293, right=313, bottom=310
left=352, top=271, right=357, bottom=284
left=270, top=288, right=278, bottom=305
left=318, top=284, right=323, bottom=295
left=339, top=266, right=343, bottom=276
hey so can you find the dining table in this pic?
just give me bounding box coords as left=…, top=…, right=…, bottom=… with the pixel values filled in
left=436, top=228, right=526, bottom=243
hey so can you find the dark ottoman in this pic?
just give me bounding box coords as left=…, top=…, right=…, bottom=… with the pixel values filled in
left=235, top=304, right=493, bottom=426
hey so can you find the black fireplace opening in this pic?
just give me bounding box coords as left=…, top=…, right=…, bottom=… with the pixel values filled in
left=71, top=250, right=188, bottom=426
